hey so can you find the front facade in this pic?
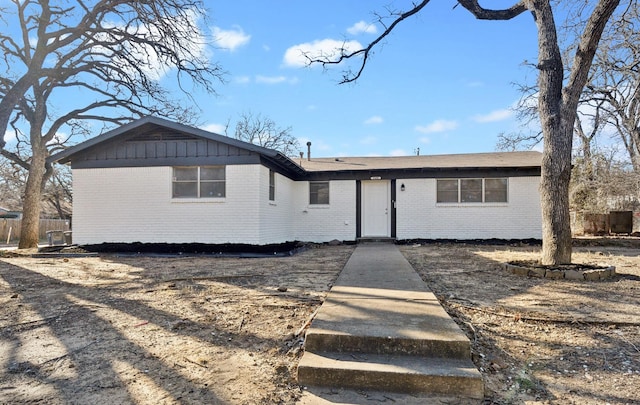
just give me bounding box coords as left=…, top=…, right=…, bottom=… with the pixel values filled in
left=50, top=117, right=542, bottom=245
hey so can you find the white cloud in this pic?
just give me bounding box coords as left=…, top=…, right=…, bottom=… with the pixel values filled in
left=364, top=115, right=383, bottom=125
left=256, top=75, right=287, bottom=84
left=347, top=21, right=377, bottom=35
left=234, top=75, right=251, bottom=84
left=201, top=123, right=227, bottom=134
left=283, top=39, right=363, bottom=68
left=4, top=130, right=17, bottom=143
left=212, top=26, right=250, bottom=51
left=419, top=137, right=431, bottom=144
left=360, top=136, right=377, bottom=145
left=473, top=109, right=513, bottom=123
left=415, top=120, right=458, bottom=134
left=389, top=149, right=407, bottom=156
left=52, top=131, right=69, bottom=144
left=255, top=75, right=299, bottom=85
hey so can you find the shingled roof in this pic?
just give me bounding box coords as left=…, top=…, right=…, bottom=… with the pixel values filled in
left=48, top=117, right=541, bottom=178
left=294, top=151, right=542, bottom=172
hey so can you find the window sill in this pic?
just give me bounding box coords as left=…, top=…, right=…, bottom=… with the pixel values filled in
left=306, top=205, right=330, bottom=209
left=436, top=202, right=508, bottom=207
left=171, top=198, right=226, bottom=203
left=269, top=201, right=277, bottom=206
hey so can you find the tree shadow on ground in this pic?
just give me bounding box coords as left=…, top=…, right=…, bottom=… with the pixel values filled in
left=0, top=258, right=305, bottom=404
left=400, top=243, right=640, bottom=404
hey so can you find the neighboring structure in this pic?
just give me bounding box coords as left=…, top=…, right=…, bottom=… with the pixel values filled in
left=0, top=207, right=21, bottom=219
left=48, top=117, right=542, bottom=245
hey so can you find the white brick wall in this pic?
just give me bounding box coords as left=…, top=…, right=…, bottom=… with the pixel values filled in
left=292, top=180, right=356, bottom=242
left=258, top=166, right=296, bottom=244
left=395, top=177, right=542, bottom=240
left=73, top=166, right=264, bottom=245
left=72, top=166, right=540, bottom=245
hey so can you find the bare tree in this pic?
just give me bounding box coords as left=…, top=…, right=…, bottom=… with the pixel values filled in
left=572, top=149, right=640, bottom=212
left=495, top=80, right=543, bottom=152
left=501, top=4, right=640, bottom=214
left=496, top=131, right=542, bottom=151
left=0, top=157, right=25, bottom=210
left=582, top=4, right=640, bottom=170
left=308, top=0, right=622, bottom=265
left=42, top=165, right=72, bottom=220
left=0, top=156, right=70, bottom=219
left=231, top=111, right=300, bottom=156
left=0, top=0, right=224, bottom=248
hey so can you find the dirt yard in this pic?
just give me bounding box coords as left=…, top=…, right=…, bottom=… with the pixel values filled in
left=401, top=241, right=640, bottom=405
left=0, top=241, right=639, bottom=404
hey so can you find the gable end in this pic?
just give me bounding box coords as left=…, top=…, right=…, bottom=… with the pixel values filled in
left=68, top=129, right=263, bottom=169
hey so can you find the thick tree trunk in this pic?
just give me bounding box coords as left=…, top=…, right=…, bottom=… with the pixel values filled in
left=530, top=0, right=574, bottom=265
left=540, top=123, right=574, bottom=265
left=18, top=145, right=46, bottom=249
left=533, top=0, right=619, bottom=264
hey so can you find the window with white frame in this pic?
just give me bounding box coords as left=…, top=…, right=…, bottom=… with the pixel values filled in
left=269, top=170, right=276, bottom=201
left=436, top=178, right=508, bottom=203
left=172, top=166, right=225, bottom=198
left=309, top=181, right=329, bottom=205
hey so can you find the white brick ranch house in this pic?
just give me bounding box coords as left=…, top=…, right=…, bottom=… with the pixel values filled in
left=48, top=116, right=542, bottom=246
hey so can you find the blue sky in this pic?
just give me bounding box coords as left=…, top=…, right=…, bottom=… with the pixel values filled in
left=192, top=1, right=541, bottom=157
left=2, top=1, right=543, bottom=158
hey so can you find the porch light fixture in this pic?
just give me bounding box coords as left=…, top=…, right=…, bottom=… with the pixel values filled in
left=400, top=183, right=405, bottom=191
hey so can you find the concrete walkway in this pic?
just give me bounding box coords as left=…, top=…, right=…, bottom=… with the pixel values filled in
left=297, top=243, right=483, bottom=404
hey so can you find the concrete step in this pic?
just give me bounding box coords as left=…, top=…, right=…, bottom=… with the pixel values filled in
left=297, top=244, right=484, bottom=401
left=298, top=351, right=484, bottom=399
left=298, top=387, right=483, bottom=405
left=304, top=328, right=471, bottom=359
left=304, top=287, right=472, bottom=358
left=356, top=237, right=396, bottom=244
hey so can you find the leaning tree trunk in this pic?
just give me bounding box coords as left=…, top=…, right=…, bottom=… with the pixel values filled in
left=18, top=143, right=47, bottom=249
left=532, top=0, right=574, bottom=265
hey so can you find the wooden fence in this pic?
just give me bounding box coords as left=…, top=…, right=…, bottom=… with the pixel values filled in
left=0, top=218, right=70, bottom=244
left=571, top=210, right=638, bottom=235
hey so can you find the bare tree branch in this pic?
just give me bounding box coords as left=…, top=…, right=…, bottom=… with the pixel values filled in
left=0, top=0, right=225, bottom=247
left=456, top=0, right=527, bottom=20
left=306, top=0, right=432, bottom=84
left=563, top=0, right=623, bottom=113
left=305, top=1, right=528, bottom=84
left=496, top=131, right=543, bottom=151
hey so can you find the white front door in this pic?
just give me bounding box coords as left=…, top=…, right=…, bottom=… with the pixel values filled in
left=362, top=180, right=390, bottom=237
